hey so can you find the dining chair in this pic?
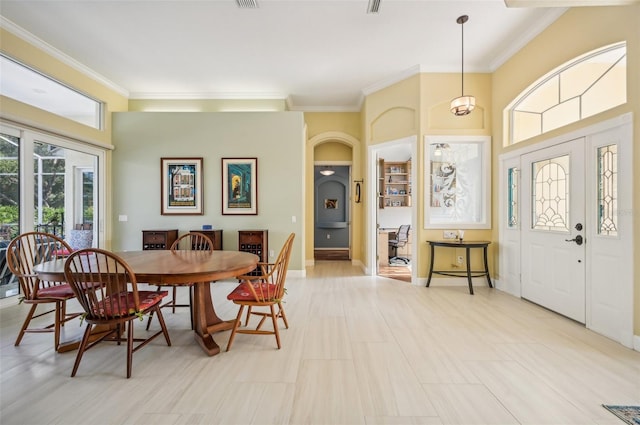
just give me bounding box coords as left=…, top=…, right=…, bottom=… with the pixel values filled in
left=147, top=231, right=215, bottom=330
left=6, top=231, right=82, bottom=351
left=64, top=248, right=172, bottom=378
left=226, top=233, right=295, bottom=351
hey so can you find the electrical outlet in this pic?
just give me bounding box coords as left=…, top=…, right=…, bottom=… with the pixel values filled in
left=457, top=255, right=464, bottom=264
left=326, top=234, right=330, bottom=239
left=444, top=230, right=457, bottom=239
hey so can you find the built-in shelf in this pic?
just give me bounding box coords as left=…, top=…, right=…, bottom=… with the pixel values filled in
left=378, top=159, right=411, bottom=208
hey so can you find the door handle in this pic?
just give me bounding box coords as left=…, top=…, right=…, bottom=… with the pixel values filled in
left=565, top=235, right=584, bottom=245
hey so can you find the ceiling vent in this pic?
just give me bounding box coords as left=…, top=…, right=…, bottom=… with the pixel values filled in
left=236, top=0, right=258, bottom=9
left=367, top=0, right=381, bottom=14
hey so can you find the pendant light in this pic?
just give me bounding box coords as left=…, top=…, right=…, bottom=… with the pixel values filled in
left=450, top=15, right=476, bottom=116
left=319, top=167, right=335, bottom=176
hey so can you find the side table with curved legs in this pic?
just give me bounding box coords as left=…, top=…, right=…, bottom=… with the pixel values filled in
left=426, top=240, right=492, bottom=295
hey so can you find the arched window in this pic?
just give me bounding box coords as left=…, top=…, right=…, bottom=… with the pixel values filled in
left=506, top=42, right=626, bottom=145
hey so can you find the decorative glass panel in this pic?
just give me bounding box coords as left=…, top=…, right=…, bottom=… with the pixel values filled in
left=532, top=155, right=569, bottom=232
left=508, top=42, right=626, bottom=145
left=508, top=167, right=519, bottom=228
left=597, top=144, right=618, bottom=236
left=424, top=136, right=491, bottom=229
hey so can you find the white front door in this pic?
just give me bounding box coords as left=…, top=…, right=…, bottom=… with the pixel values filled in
left=521, top=138, right=586, bottom=323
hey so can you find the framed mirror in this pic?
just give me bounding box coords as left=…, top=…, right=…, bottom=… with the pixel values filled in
left=424, top=135, right=491, bottom=229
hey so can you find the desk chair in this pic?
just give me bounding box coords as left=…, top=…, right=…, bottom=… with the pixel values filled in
left=388, top=224, right=410, bottom=264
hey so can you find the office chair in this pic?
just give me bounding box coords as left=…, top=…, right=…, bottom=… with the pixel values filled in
left=388, top=224, right=410, bottom=264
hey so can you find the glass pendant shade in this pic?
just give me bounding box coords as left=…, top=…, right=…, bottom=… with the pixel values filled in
left=450, top=95, right=476, bottom=116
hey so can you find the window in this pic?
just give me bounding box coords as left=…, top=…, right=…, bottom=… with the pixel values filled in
left=597, top=144, right=618, bottom=236
left=424, top=136, right=491, bottom=229
left=507, top=167, right=519, bottom=228
left=531, top=155, right=569, bottom=232
left=507, top=42, right=626, bottom=145
left=0, top=54, right=103, bottom=129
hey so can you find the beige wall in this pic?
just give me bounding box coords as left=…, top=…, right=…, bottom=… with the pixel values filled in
left=492, top=5, right=640, bottom=335
left=363, top=72, right=493, bottom=277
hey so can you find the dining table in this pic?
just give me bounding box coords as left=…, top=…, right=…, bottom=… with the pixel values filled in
left=33, top=249, right=259, bottom=356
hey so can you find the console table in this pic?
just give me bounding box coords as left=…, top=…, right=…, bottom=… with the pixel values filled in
left=426, top=240, right=492, bottom=295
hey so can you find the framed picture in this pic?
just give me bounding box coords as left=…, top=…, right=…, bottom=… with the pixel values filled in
left=222, top=157, right=258, bottom=215
left=160, top=157, right=203, bottom=215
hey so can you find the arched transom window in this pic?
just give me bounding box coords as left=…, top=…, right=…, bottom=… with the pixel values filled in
left=507, top=42, right=626, bottom=145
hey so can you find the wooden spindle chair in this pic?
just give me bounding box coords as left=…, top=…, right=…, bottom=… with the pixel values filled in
left=64, top=248, right=172, bottom=378
left=6, top=231, right=82, bottom=351
left=147, top=231, right=214, bottom=330
left=226, top=233, right=295, bottom=351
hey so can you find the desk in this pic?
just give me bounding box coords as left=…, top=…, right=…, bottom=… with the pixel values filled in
left=426, top=240, right=492, bottom=295
left=34, top=250, right=258, bottom=356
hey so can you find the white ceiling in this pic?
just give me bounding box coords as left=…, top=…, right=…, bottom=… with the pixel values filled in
left=0, top=1, right=632, bottom=112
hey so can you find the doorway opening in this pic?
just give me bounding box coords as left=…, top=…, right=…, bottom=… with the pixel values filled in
left=368, top=136, right=417, bottom=283
left=314, top=164, right=351, bottom=261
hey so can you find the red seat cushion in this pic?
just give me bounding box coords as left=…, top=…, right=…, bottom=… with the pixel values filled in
left=93, top=290, right=168, bottom=317
left=37, top=284, right=76, bottom=300
left=227, top=281, right=280, bottom=302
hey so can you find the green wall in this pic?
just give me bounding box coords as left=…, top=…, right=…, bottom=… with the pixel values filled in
left=111, top=112, right=306, bottom=272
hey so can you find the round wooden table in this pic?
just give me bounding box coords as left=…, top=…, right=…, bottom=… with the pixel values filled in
left=34, top=250, right=259, bottom=356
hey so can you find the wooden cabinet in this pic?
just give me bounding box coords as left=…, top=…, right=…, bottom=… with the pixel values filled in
left=190, top=229, right=223, bottom=250
left=238, top=230, right=268, bottom=276
left=379, top=159, right=411, bottom=208
left=142, top=229, right=178, bottom=250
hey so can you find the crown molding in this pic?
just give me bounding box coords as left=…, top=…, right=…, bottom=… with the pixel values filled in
left=488, top=8, right=567, bottom=71
left=129, top=91, right=286, bottom=100
left=1, top=16, right=129, bottom=98
left=505, top=0, right=637, bottom=6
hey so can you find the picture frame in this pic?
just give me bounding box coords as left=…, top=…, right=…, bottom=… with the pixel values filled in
left=160, top=157, right=203, bottom=215
left=222, top=157, right=258, bottom=215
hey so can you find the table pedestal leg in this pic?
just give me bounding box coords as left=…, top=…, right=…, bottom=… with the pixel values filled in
left=192, top=281, right=235, bottom=356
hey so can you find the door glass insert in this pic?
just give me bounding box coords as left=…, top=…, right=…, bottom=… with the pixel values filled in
left=532, top=155, right=569, bottom=231
left=597, top=144, right=617, bottom=236
left=508, top=167, right=519, bottom=228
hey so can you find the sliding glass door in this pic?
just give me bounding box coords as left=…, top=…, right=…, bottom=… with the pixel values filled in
left=0, top=123, right=105, bottom=300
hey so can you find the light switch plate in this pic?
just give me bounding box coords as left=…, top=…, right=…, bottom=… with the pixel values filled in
left=443, top=230, right=457, bottom=239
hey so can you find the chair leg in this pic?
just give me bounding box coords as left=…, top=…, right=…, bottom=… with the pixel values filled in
left=189, top=286, right=194, bottom=330
left=145, top=310, right=154, bottom=331
left=244, top=306, right=252, bottom=326
left=126, top=320, right=134, bottom=379
left=54, top=301, right=62, bottom=351
left=277, top=302, right=289, bottom=329
left=171, top=287, right=177, bottom=314
left=71, top=324, right=93, bottom=377
left=15, top=304, right=38, bottom=346
left=152, top=306, right=172, bottom=346
left=226, top=305, right=245, bottom=352
left=270, top=304, right=281, bottom=349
